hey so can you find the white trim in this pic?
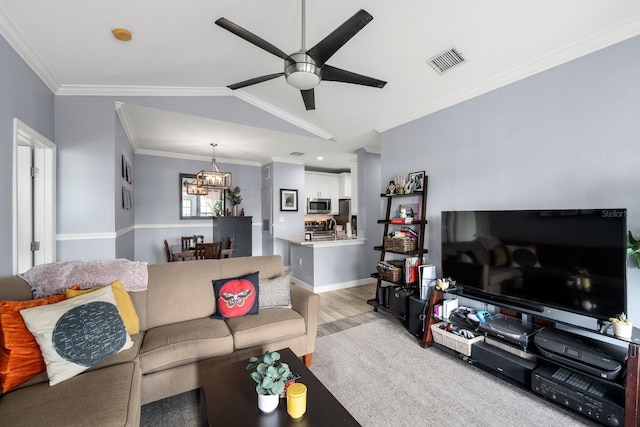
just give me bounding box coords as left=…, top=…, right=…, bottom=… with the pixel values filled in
left=116, top=225, right=135, bottom=238
left=56, top=85, right=231, bottom=97
left=136, top=148, right=262, bottom=167
left=291, top=277, right=372, bottom=293
left=55, top=85, right=334, bottom=141
left=12, top=119, right=56, bottom=274
left=233, top=91, right=334, bottom=140
left=375, top=15, right=640, bottom=133
left=0, top=7, right=59, bottom=93
left=57, top=232, right=116, bottom=241
left=115, top=101, right=139, bottom=152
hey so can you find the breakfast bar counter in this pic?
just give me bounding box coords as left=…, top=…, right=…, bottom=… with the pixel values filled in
left=277, top=236, right=368, bottom=292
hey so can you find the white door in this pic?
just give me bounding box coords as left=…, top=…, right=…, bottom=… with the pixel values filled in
left=13, top=119, right=56, bottom=274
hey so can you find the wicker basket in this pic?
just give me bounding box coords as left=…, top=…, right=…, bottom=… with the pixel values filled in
left=383, top=237, right=417, bottom=253
left=377, top=264, right=402, bottom=282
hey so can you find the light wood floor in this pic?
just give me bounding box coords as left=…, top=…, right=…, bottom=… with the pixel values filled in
left=317, top=282, right=377, bottom=325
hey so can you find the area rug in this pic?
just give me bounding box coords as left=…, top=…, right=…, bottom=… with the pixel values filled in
left=310, top=316, right=597, bottom=426
left=141, top=314, right=598, bottom=426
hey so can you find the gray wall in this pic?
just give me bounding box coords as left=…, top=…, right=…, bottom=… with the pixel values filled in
left=52, top=95, right=317, bottom=264
left=0, top=35, right=54, bottom=277
left=380, top=35, right=640, bottom=324
left=356, top=148, right=382, bottom=279
left=133, top=154, right=261, bottom=264
left=271, top=162, right=305, bottom=265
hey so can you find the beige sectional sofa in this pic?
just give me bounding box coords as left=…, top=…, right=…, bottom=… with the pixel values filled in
left=0, top=255, right=320, bottom=426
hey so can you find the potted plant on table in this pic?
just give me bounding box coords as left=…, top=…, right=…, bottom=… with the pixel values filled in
left=610, top=312, right=633, bottom=339
left=246, top=350, right=291, bottom=413
left=226, top=186, right=243, bottom=216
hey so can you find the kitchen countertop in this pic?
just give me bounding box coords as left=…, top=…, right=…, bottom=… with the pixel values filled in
left=277, top=236, right=366, bottom=247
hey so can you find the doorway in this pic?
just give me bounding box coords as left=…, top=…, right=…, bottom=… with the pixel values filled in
left=13, top=119, right=56, bottom=274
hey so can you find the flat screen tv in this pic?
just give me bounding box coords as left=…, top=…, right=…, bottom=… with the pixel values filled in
left=441, top=209, right=627, bottom=324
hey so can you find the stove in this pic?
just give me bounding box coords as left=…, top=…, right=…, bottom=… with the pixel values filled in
left=304, top=221, right=327, bottom=232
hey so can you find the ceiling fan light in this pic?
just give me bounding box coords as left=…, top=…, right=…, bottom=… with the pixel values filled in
left=285, top=52, right=321, bottom=90
left=286, top=72, right=321, bottom=90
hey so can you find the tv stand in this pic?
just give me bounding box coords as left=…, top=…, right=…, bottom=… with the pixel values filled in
left=422, top=289, right=640, bottom=426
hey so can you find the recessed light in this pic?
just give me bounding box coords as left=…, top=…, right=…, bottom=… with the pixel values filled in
left=317, top=156, right=323, bottom=160
left=112, top=28, right=132, bottom=42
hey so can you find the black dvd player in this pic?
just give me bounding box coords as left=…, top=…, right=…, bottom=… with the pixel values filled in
left=532, top=363, right=624, bottom=426
left=478, top=314, right=538, bottom=350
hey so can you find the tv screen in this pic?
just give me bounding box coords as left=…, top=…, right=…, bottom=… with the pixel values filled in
left=441, top=209, right=626, bottom=322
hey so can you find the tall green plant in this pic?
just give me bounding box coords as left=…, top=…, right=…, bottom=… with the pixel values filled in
left=628, top=231, right=640, bottom=267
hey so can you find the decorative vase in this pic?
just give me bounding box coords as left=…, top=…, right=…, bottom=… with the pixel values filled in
left=613, top=322, right=633, bottom=339
left=232, top=205, right=239, bottom=217
left=257, top=393, right=279, bottom=413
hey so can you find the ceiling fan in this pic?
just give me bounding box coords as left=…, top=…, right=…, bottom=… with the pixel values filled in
left=215, top=0, right=387, bottom=110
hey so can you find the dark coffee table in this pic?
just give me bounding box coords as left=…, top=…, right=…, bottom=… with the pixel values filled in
left=199, top=348, right=360, bottom=426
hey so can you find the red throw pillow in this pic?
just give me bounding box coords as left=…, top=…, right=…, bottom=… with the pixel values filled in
left=212, top=272, right=259, bottom=319
left=0, top=294, right=66, bottom=393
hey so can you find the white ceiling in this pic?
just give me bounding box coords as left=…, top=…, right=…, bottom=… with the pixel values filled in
left=1, top=0, right=640, bottom=171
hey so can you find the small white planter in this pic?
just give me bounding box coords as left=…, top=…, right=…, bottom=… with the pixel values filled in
left=257, top=393, right=279, bottom=413
left=613, top=322, right=633, bottom=339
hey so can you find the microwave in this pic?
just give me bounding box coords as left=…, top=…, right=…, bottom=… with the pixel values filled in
left=307, top=198, right=331, bottom=214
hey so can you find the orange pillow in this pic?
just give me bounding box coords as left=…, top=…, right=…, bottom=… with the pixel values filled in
left=0, top=294, right=66, bottom=393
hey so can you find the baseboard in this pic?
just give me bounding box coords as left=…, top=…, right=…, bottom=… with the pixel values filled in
left=291, top=277, right=373, bottom=293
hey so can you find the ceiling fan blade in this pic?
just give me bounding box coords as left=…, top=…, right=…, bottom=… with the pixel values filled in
left=215, top=18, right=289, bottom=60
left=321, top=65, right=386, bottom=88
left=307, top=10, right=373, bottom=66
left=301, top=89, right=315, bottom=110
left=227, top=73, right=284, bottom=90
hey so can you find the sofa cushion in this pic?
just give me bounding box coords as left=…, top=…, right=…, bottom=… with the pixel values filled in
left=0, top=361, right=141, bottom=427
left=213, top=272, right=259, bottom=319
left=0, top=294, right=66, bottom=393
left=226, top=308, right=306, bottom=350
left=259, top=273, right=292, bottom=309
left=19, top=286, right=133, bottom=385
left=139, top=317, right=233, bottom=374
left=66, top=279, right=140, bottom=335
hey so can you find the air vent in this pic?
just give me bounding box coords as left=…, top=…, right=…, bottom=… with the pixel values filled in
left=289, top=152, right=305, bottom=156
left=427, top=48, right=466, bottom=75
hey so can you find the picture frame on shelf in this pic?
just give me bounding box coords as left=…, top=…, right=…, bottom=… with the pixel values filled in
left=408, top=171, right=425, bottom=193
left=280, top=189, right=298, bottom=211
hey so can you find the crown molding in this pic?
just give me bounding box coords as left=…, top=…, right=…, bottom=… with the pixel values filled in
left=115, top=102, right=140, bottom=152
left=57, top=84, right=334, bottom=141
left=233, top=90, right=334, bottom=141
left=56, top=85, right=231, bottom=97
left=375, top=15, right=640, bottom=133
left=0, top=6, right=60, bottom=93
left=136, top=148, right=261, bottom=167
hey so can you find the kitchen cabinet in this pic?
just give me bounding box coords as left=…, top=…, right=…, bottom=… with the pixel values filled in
left=211, top=216, right=252, bottom=257
left=338, top=173, right=351, bottom=198
left=305, top=171, right=339, bottom=214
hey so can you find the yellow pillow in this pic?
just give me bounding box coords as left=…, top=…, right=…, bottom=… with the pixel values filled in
left=66, top=280, right=140, bottom=335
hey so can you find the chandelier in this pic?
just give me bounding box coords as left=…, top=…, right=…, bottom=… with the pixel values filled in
left=184, top=178, right=209, bottom=195
left=196, top=143, right=232, bottom=190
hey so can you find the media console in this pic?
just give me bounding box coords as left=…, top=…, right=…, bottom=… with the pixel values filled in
left=422, top=289, right=640, bottom=427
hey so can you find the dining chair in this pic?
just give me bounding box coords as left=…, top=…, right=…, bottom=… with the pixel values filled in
left=194, top=243, right=206, bottom=260
left=163, top=240, right=174, bottom=263
left=196, top=242, right=222, bottom=259
left=210, top=242, right=222, bottom=259
left=181, top=236, right=194, bottom=251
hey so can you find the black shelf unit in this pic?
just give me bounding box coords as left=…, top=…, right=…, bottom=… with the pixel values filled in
left=367, top=177, right=428, bottom=317
left=423, top=288, right=640, bottom=427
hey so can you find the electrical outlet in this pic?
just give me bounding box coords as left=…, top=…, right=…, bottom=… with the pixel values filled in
left=298, top=258, right=303, bottom=266
left=279, top=216, right=285, bottom=223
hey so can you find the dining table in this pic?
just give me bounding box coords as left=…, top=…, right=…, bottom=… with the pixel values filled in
left=170, top=244, right=233, bottom=260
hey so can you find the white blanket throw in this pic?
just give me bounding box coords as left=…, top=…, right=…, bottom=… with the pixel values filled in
left=19, top=259, right=149, bottom=298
